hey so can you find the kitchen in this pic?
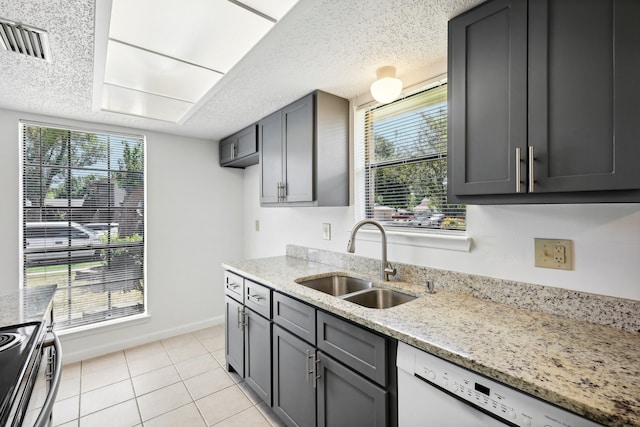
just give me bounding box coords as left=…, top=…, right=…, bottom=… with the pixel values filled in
left=0, top=0, right=639, bottom=426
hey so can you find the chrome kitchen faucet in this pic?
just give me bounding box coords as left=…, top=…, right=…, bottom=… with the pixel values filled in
left=346, top=219, right=397, bottom=281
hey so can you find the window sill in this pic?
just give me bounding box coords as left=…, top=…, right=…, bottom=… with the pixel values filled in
left=56, top=312, right=151, bottom=338
left=354, top=227, right=472, bottom=252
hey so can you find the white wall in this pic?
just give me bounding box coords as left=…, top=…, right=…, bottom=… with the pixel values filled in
left=242, top=66, right=640, bottom=302
left=0, top=109, right=245, bottom=362
left=242, top=149, right=640, bottom=302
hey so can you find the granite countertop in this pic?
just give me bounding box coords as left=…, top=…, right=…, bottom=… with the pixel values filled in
left=223, top=256, right=640, bottom=427
left=0, top=285, right=56, bottom=328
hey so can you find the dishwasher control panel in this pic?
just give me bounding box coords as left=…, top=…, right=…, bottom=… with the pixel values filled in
left=397, top=342, right=603, bottom=427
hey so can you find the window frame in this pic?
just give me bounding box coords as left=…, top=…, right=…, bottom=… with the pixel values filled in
left=19, top=120, right=148, bottom=331
left=353, top=76, right=471, bottom=251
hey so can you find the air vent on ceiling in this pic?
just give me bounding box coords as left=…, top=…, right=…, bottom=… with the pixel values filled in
left=0, top=18, right=51, bottom=62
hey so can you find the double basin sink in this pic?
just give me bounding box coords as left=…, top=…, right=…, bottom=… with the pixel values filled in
left=295, top=274, right=416, bottom=309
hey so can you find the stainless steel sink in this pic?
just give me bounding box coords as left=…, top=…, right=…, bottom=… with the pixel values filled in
left=296, top=275, right=374, bottom=296
left=342, top=288, right=416, bottom=309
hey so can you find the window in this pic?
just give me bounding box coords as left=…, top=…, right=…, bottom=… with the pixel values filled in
left=355, top=82, right=466, bottom=231
left=21, top=122, right=145, bottom=330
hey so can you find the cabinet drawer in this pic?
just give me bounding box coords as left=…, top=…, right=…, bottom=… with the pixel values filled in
left=245, top=280, right=271, bottom=319
left=273, top=293, right=316, bottom=345
left=316, top=311, right=387, bottom=386
left=224, top=271, right=244, bottom=302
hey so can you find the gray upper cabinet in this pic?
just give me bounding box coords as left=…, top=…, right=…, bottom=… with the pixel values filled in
left=219, top=124, right=258, bottom=168
left=528, top=0, right=640, bottom=193
left=259, top=110, right=283, bottom=204
left=448, top=0, right=527, bottom=197
left=448, top=0, right=640, bottom=203
left=259, top=90, right=349, bottom=207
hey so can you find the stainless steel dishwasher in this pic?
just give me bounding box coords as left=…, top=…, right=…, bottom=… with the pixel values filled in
left=397, top=342, right=602, bottom=426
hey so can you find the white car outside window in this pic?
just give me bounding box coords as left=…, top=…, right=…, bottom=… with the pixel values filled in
left=25, top=222, right=101, bottom=265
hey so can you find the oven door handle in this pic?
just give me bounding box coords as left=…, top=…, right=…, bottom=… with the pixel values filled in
left=33, top=332, right=62, bottom=427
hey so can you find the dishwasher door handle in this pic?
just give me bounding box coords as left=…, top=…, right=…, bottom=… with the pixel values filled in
left=33, top=332, right=62, bottom=427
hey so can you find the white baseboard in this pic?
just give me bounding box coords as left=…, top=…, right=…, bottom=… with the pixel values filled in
left=59, top=315, right=225, bottom=364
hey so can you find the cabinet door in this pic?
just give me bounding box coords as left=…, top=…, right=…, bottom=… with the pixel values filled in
left=245, top=309, right=272, bottom=405
left=317, top=352, right=387, bottom=427
left=235, top=125, right=258, bottom=160
left=273, top=325, right=316, bottom=427
left=225, top=296, right=244, bottom=377
left=283, top=94, right=314, bottom=203
left=528, top=0, right=640, bottom=192
left=448, top=0, right=527, bottom=196
left=260, top=110, right=283, bottom=204
left=219, top=136, right=236, bottom=166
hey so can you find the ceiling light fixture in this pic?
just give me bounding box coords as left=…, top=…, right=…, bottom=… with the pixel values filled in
left=370, top=66, right=403, bottom=104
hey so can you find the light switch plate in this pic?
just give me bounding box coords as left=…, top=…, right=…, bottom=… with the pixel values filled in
left=534, top=238, right=573, bottom=270
left=322, top=223, right=331, bottom=240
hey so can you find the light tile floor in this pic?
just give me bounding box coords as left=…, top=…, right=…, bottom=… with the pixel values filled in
left=31, top=325, right=285, bottom=427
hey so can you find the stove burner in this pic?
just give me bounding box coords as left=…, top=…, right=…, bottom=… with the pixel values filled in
left=0, top=332, right=25, bottom=352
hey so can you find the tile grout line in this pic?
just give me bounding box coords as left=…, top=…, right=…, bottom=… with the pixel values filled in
left=122, top=347, right=145, bottom=427
left=56, top=326, right=280, bottom=427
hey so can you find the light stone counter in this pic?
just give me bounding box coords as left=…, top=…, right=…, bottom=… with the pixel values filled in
left=222, top=254, right=640, bottom=427
left=0, top=285, right=56, bottom=327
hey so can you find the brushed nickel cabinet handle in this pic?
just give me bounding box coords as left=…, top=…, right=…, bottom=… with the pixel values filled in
left=313, top=355, right=321, bottom=388
left=305, top=349, right=312, bottom=382
left=528, top=146, right=535, bottom=193
left=237, top=307, right=246, bottom=328
left=515, top=147, right=522, bottom=193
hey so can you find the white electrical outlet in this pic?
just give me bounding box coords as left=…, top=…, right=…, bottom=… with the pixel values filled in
left=322, top=223, right=331, bottom=240
left=255, top=220, right=260, bottom=232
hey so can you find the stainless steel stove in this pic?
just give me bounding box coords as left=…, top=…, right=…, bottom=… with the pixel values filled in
left=0, top=286, right=60, bottom=427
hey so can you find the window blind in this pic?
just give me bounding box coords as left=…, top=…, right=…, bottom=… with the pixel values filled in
left=355, top=82, right=466, bottom=231
left=21, top=121, right=145, bottom=330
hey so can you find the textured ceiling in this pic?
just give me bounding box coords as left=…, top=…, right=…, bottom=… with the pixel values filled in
left=0, top=0, right=484, bottom=141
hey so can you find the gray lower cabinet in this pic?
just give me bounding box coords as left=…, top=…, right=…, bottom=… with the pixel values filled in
left=273, top=292, right=316, bottom=345
left=272, top=326, right=390, bottom=427
left=273, top=325, right=316, bottom=427
left=245, top=307, right=272, bottom=404
left=317, top=352, right=387, bottom=427
left=224, top=273, right=273, bottom=405
left=316, top=311, right=387, bottom=387
left=225, top=295, right=244, bottom=377
left=271, top=292, right=392, bottom=427
left=448, top=0, right=640, bottom=203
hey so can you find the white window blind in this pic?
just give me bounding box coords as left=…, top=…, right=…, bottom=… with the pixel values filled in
left=355, top=82, right=466, bottom=231
left=21, top=122, right=145, bottom=330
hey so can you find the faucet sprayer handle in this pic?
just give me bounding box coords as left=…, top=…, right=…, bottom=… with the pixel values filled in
left=346, top=239, right=355, bottom=253
left=384, top=264, right=396, bottom=277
